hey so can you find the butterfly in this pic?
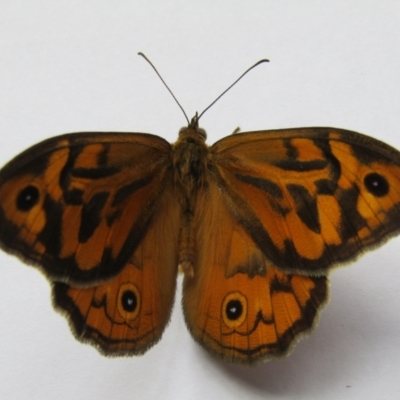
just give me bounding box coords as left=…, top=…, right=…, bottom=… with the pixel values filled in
left=1, top=113, right=400, bottom=365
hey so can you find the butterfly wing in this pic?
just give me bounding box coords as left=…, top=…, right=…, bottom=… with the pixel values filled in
left=183, top=127, right=400, bottom=364
left=0, top=132, right=173, bottom=284
left=183, top=182, right=328, bottom=364
left=53, top=182, right=181, bottom=355
left=211, top=127, right=400, bottom=275
left=0, top=131, right=182, bottom=355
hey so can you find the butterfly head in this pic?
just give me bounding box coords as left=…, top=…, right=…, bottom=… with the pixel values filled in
left=178, top=113, right=207, bottom=142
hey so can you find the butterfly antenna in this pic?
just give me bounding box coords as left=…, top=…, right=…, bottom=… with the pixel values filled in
left=138, top=52, right=190, bottom=125
left=197, top=59, right=269, bottom=121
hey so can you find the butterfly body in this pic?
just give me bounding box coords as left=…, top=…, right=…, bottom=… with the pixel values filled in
left=1, top=121, right=400, bottom=364
left=171, top=121, right=210, bottom=276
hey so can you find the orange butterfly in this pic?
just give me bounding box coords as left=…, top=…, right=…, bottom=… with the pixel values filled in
left=0, top=59, right=399, bottom=364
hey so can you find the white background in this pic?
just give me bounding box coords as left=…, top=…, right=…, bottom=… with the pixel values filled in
left=0, top=2, right=400, bottom=399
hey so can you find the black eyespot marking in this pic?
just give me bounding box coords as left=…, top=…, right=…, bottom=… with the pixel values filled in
left=364, top=172, right=389, bottom=197
left=117, top=282, right=141, bottom=320
left=222, top=292, right=247, bottom=328
left=121, top=290, right=137, bottom=312
left=16, top=185, right=40, bottom=211
left=226, top=299, right=243, bottom=321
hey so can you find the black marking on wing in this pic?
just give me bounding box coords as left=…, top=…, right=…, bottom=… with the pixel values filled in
left=287, top=184, right=321, bottom=233
left=281, top=239, right=304, bottom=269
left=26, top=155, right=51, bottom=177
left=64, top=188, right=84, bottom=205
left=97, top=143, right=110, bottom=167
left=315, top=179, right=336, bottom=195
left=273, top=159, right=328, bottom=172
left=336, top=184, right=367, bottom=242
left=314, top=139, right=341, bottom=183
left=305, top=276, right=328, bottom=314
left=221, top=310, right=275, bottom=337
left=270, top=201, right=291, bottom=216
left=106, top=209, right=123, bottom=226
left=103, top=209, right=155, bottom=274
left=235, top=174, right=283, bottom=198
left=72, top=166, right=121, bottom=179
left=283, top=138, right=299, bottom=159
left=112, top=176, right=153, bottom=206
left=59, top=146, right=84, bottom=193
left=348, top=140, right=393, bottom=166
left=37, top=194, right=64, bottom=258
left=91, top=293, right=134, bottom=326
left=269, top=274, right=292, bottom=293
left=79, top=191, right=110, bottom=243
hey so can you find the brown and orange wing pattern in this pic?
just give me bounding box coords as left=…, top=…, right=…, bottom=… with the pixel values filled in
left=53, top=182, right=181, bottom=355
left=212, top=127, right=400, bottom=275
left=0, top=132, right=172, bottom=284
left=182, top=183, right=328, bottom=364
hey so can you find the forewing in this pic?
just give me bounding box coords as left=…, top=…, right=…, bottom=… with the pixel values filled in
left=0, top=132, right=172, bottom=284
left=211, top=128, right=400, bottom=275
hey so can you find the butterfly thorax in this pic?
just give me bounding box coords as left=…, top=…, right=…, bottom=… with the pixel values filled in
left=172, top=125, right=211, bottom=203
